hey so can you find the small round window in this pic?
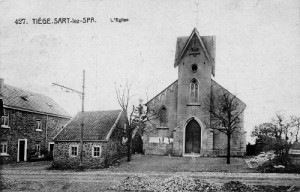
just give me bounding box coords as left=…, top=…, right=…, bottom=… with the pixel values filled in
left=191, top=64, right=198, bottom=72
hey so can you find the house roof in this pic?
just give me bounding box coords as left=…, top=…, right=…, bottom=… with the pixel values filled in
left=174, top=28, right=216, bottom=76
left=54, top=110, right=123, bottom=141
left=2, top=84, right=70, bottom=118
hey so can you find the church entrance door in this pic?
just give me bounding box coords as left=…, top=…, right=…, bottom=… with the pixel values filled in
left=185, top=119, right=201, bottom=153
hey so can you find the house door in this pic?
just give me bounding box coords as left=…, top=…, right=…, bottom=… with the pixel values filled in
left=49, top=142, right=54, bottom=158
left=50, top=143, right=54, bottom=153
left=19, top=140, right=26, bottom=162
left=185, top=119, right=201, bottom=153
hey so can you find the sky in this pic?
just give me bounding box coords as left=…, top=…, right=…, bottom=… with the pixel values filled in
left=0, top=0, right=299, bottom=143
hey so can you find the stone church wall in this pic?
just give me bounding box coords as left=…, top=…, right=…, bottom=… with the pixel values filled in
left=144, top=81, right=178, bottom=155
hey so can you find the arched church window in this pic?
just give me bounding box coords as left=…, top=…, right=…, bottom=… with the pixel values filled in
left=190, top=78, right=199, bottom=103
left=159, top=106, right=167, bottom=127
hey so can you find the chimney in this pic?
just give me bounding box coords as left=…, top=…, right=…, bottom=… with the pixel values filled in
left=0, top=78, right=4, bottom=98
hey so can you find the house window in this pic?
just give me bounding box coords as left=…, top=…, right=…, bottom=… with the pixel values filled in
left=190, top=78, right=199, bottom=103
left=36, top=120, right=42, bottom=131
left=159, top=106, right=168, bottom=127
left=70, top=145, right=78, bottom=157
left=1, top=113, right=9, bottom=128
left=0, top=141, right=8, bottom=155
left=92, top=146, right=101, bottom=157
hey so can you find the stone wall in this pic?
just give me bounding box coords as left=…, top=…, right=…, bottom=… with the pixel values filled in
left=146, top=81, right=178, bottom=138
left=53, top=141, right=106, bottom=168
left=0, top=108, right=69, bottom=164
left=53, top=139, right=127, bottom=169
left=53, top=114, right=127, bottom=169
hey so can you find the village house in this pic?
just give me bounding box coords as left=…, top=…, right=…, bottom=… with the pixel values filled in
left=143, top=28, right=246, bottom=157
left=290, top=142, right=300, bottom=165
left=0, top=78, right=70, bottom=164
left=53, top=110, right=127, bottom=168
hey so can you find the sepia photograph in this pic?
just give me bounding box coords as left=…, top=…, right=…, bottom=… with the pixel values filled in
left=0, top=0, right=299, bottom=191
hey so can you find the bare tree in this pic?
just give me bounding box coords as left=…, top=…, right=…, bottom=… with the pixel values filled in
left=272, top=113, right=294, bottom=142
left=251, top=113, right=295, bottom=165
left=291, top=116, right=300, bottom=142
left=115, top=81, right=158, bottom=162
left=206, top=87, right=246, bottom=164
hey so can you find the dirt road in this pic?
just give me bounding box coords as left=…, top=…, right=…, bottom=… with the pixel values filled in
left=1, top=158, right=299, bottom=191
left=1, top=169, right=300, bottom=191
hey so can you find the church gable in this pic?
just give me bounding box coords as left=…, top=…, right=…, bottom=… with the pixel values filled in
left=146, top=80, right=178, bottom=107
left=211, top=79, right=246, bottom=109
left=174, top=28, right=216, bottom=76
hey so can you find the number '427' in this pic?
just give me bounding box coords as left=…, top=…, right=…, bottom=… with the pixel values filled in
left=15, top=18, right=26, bottom=24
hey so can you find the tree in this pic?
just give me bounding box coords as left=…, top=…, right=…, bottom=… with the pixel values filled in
left=207, top=87, right=246, bottom=164
left=251, top=123, right=277, bottom=152
left=291, top=116, right=300, bottom=142
left=251, top=113, right=294, bottom=165
left=115, top=82, right=157, bottom=162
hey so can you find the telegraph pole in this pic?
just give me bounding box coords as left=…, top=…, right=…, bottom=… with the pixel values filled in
left=80, top=70, right=85, bottom=167
left=52, top=70, right=85, bottom=167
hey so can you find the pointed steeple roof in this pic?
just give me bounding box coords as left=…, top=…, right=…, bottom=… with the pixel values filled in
left=174, top=28, right=216, bottom=76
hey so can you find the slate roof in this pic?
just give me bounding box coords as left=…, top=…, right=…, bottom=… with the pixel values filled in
left=2, top=84, right=70, bottom=118
left=54, top=110, right=122, bottom=141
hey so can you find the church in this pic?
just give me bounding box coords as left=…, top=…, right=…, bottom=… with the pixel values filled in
left=143, top=28, right=246, bottom=157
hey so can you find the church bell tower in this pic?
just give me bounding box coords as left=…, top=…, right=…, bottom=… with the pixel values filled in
left=173, top=28, right=216, bottom=155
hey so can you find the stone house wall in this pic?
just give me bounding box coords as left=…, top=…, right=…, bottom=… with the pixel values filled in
left=53, top=141, right=106, bottom=168
left=0, top=108, right=69, bottom=164
left=53, top=114, right=127, bottom=169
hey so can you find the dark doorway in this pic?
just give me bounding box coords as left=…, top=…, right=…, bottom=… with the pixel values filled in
left=50, top=143, right=54, bottom=153
left=19, top=140, right=25, bottom=161
left=48, top=143, right=54, bottom=160
left=185, top=119, right=201, bottom=153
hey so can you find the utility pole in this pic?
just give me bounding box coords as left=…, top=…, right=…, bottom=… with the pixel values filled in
left=52, top=70, right=85, bottom=167
left=80, top=70, right=85, bottom=167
